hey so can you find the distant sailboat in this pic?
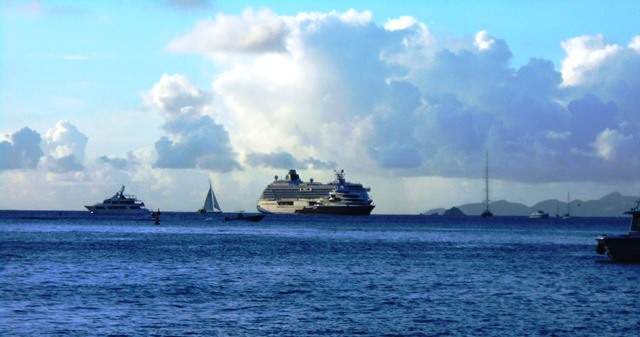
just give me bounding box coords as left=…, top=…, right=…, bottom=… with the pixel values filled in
left=481, top=152, right=493, bottom=218
left=197, top=179, right=222, bottom=214
left=563, top=191, right=571, bottom=219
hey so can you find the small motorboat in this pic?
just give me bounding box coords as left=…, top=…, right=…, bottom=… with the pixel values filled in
left=596, top=199, right=640, bottom=262
left=529, top=210, right=549, bottom=219
left=224, top=211, right=265, bottom=222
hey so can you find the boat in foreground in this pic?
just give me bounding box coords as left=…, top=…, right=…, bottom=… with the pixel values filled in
left=197, top=179, right=222, bottom=214
left=224, top=211, right=265, bottom=222
left=596, top=199, right=640, bottom=262
left=256, top=169, right=375, bottom=215
left=529, top=210, right=549, bottom=219
left=85, top=186, right=149, bottom=215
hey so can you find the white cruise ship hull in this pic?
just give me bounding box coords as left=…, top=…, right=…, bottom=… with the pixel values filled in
left=257, top=200, right=375, bottom=215
left=257, top=200, right=308, bottom=214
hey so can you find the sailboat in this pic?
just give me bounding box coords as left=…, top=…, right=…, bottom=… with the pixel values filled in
left=481, top=152, right=493, bottom=218
left=197, top=179, right=222, bottom=214
left=562, top=191, right=571, bottom=219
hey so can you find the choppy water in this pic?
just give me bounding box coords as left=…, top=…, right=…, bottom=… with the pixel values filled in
left=1, top=211, right=639, bottom=336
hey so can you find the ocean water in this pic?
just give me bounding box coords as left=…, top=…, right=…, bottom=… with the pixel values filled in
left=1, top=211, right=639, bottom=336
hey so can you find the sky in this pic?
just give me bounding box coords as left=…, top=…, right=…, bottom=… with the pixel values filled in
left=1, top=0, right=639, bottom=214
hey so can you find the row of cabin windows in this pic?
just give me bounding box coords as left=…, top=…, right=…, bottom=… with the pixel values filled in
left=95, top=206, right=142, bottom=210
left=104, top=200, right=136, bottom=205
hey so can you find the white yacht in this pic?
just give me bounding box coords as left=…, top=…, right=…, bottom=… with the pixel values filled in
left=85, top=186, right=149, bottom=215
left=257, top=169, right=375, bottom=215
left=529, top=210, right=550, bottom=219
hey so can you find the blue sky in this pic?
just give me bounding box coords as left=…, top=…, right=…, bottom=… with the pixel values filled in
left=1, top=0, right=639, bottom=213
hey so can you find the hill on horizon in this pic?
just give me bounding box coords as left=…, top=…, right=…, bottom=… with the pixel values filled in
left=423, top=192, right=639, bottom=217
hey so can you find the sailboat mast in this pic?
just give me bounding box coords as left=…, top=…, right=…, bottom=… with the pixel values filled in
left=485, top=152, right=490, bottom=211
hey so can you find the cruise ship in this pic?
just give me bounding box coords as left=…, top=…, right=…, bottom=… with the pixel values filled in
left=257, top=169, right=375, bottom=215
left=85, top=185, right=150, bottom=215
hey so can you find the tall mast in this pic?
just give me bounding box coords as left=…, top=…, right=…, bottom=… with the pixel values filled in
left=485, top=152, right=490, bottom=211
left=481, top=151, right=493, bottom=217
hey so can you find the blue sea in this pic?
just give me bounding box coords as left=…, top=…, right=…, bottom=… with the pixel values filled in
left=1, top=211, right=639, bottom=336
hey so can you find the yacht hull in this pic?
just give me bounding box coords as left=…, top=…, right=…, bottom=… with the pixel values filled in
left=85, top=205, right=150, bottom=215
left=596, top=235, right=640, bottom=262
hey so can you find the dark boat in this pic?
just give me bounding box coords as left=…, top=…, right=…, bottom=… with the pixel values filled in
left=224, top=211, right=265, bottom=222
left=595, top=199, right=640, bottom=262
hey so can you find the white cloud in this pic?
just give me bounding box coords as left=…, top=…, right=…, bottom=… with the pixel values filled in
left=144, top=74, right=241, bottom=172
left=246, top=151, right=336, bottom=170
left=628, top=35, right=640, bottom=52
left=474, top=30, right=495, bottom=51
left=592, top=128, right=632, bottom=160
left=166, top=9, right=640, bottom=184
left=0, top=127, right=43, bottom=170
left=166, top=8, right=288, bottom=53
left=384, top=16, right=417, bottom=31
left=560, top=34, right=622, bottom=86
left=42, top=120, right=88, bottom=173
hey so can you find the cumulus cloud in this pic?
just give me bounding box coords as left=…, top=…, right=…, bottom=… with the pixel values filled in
left=98, top=152, right=140, bottom=170
left=144, top=74, right=241, bottom=171
left=384, top=16, right=416, bottom=31
left=246, top=151, right=335, bottom=170
left=42, top=120, right=88, bottom=173
left=560, top=34, right=622, bottom=86
left=0, top=127, right=44, bottom=170
left=474, top=30, right=495, bottom=51
left=167, top=9, right=640, bottom=184
left=592, top=128, right=633, bottom=160
left=166, top=8, right=288, bottom=53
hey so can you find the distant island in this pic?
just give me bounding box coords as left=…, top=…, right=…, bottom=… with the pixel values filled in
left=423, top=192, right=639, bottom=217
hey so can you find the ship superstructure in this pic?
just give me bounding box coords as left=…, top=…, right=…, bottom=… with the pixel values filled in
left=256, top=169, right=375, bottom=215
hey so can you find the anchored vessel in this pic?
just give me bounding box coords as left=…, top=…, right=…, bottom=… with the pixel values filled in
left=596, top=199, right=640, bottom=262
left=481, top=152, right=493, bottom=218
left=529, top=210, right=550, bottom=219
left=85, top=186, right=149, bottom=215
left=257, top=169, right=375, bottom=215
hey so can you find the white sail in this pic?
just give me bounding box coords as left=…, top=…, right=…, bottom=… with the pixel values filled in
left=212, top=187, right=221, bottom=213
left=202, top=180, right=222, bottom=213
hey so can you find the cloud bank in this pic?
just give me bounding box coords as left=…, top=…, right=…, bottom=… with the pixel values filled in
left=144, top=74, right=241, bottom=172
left=42, top=120, right=88, bottom=173
left=164, top=10, right=639, bottom=184
left=0, top=127, right=43, bottom=170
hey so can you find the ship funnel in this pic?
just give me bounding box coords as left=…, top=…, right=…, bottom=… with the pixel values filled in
left=288, top=169, right=300, bottom=181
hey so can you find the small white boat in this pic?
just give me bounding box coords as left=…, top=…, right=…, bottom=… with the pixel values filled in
left=529, top=210, right=549, bottom=219
left=85, top=186, right=149, bottom=215
left=197, top=179, right=222, bottom=214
